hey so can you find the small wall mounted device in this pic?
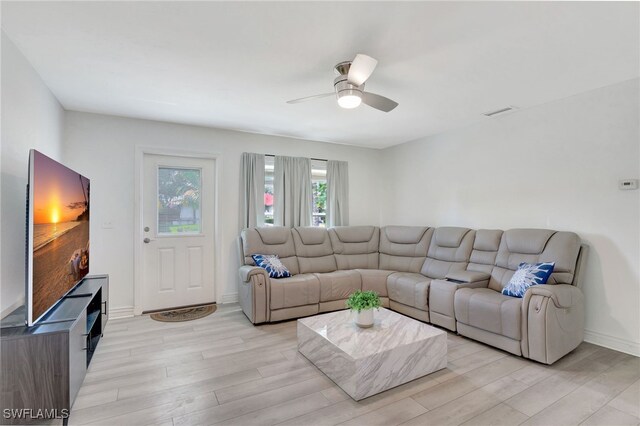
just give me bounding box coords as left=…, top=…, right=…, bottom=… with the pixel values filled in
left=618, top=179, right=639, bottom=190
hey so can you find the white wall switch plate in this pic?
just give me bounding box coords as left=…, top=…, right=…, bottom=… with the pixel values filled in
left=618, top=179, right=639, bottom=190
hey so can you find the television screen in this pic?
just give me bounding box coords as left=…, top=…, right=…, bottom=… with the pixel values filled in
left=27, top=150, right=90, bottom=325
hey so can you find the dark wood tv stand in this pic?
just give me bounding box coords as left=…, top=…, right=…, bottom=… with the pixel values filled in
left=0, top=275, right=109, bottom=425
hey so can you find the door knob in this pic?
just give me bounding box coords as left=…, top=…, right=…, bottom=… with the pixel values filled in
left=143, top=238, right=152, bottom=244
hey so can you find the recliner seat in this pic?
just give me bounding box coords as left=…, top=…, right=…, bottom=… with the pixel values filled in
left=328, top=226, right=391, bottom=307
left=454, top=229, right=583, bottom=364
left=292, top=227, right=364, bottom=315
left=429, top=229, right=502, bottom=331
left=379, top=226, right=433, bottom=321
left=387, top=226, right=475, bottom=323
left=238, top=225, right=587, bottom=365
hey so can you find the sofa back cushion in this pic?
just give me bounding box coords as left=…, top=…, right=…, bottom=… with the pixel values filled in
left=420, top=227, right=475, bottom=279
left=379, top=226, right=433, bottom=273
left=467, top=229, right=503, bottom=274
left=329, top=226, right=379, bottom=269
left=292, top=227, right=337, bottom=274
left=242, top=227, right=299, bottom=275
left=489, top=229, right=581, bottom=291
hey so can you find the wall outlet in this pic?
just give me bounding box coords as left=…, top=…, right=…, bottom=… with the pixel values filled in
left=618, top=179, right=639, bottom=190
left=101, top=221, right=114, bottom=229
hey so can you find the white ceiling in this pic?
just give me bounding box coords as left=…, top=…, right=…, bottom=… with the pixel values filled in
left=2, top=2, right=638, bottom=149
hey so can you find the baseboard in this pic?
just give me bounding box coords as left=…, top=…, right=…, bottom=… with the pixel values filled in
left=584, top=329, right=640, bottom=357
left=0, top=296, right=25, bottom=320
left=220, top=293, right=238, bottom=304
left=109, top=305, right=135, bottom=319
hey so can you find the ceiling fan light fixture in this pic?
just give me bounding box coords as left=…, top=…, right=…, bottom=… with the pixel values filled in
left=286, top=54, right=398, bottom=112
left=337, top=92, right=362, bottom=109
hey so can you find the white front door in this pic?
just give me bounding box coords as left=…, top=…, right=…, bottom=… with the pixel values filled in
left=141, top=153, right=215, bottom=312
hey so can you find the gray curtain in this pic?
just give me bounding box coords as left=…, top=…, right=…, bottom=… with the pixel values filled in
left=239, top=152, right=265, bottom=230
left=327, top=160, right=349, bottom=227
left=274, top=156, right=312, bottom=227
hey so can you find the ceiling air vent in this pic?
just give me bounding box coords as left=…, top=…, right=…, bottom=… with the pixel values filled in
left=482, top=106, right=517, bottom=117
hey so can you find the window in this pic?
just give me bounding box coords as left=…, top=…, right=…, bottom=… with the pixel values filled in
left=158, top=167, right=201, bottom=234
left=311, top=160, right=327, bottom=227
left=263, top=157, right=327, bottom=227
left=264, top=156, right=274, bottom=225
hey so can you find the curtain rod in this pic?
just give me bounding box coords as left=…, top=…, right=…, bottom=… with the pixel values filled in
left=264, top=154, right=328, bottom=162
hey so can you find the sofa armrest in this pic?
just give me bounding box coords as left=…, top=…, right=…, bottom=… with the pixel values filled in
left=522, top=284, right=584, bottom=364
left=239, top=265, right=269, bottom=282
left=445, top=270, right=491, bottom=283
left=526, top=284, right=582, bottom=309
left=238, top=266, right=269, bottom=324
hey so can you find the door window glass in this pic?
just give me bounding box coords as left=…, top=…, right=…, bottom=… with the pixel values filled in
left=158, top=167, right=201, bottom=234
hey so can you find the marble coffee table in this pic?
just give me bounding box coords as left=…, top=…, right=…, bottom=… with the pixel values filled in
left=297, top=308, right=447, bottom=401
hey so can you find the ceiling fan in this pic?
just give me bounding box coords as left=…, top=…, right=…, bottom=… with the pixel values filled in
left=286, top=54, right=398, bottom=112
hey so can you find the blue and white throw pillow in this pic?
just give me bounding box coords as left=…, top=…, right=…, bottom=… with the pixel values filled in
left=252, top=254, right=291, bottom=278
left=502, top=262, right=555, bottom=298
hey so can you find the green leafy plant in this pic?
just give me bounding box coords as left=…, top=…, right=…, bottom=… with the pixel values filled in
left=312, top=181, right=327, bottom=214
left=346, top=290, right=381, bottom=313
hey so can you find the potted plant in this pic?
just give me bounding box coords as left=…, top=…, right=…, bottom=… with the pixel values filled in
left=346, top=290, right=381, bottom=328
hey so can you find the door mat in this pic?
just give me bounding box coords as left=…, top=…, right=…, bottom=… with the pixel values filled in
left=150, top=304, right=217, bottom=322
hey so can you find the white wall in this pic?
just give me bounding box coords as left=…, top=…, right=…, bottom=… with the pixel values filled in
left=62, top=111, right=382, bottom=315
left=0, top=32, right=65, bottom=317
left=380, top=78, right=640, bottom=355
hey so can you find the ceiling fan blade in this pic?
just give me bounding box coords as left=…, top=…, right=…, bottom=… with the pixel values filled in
left=347, top=54, right=378, bottom=86
left=286, top=93, right=334, bottom=104
left=361, top=92, right=398, bottom=112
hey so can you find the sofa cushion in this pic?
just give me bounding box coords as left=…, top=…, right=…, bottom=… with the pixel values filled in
left=379, top=226, right=433, bottom=273
left=387, top=272, right=431, bottom=311
left=467, top=229, right=503, bottom=274
left=329, top=226, right=379, bottom=269
left=335, top=252, right=378, bottom=270
left=292, top=227, right=337, bottom=274
left=252, top=254, right=291, bottom=278
left=242, top=227, right=299, bottom=275
left=358, top=269, right=394, bottom=297
left=502, top=262, right=555, bottom=298
left=270, top=274, right=320, bottom=310
left=330, top=226, right=378, bottom=244
left=421, top=227, right=475, bottom=279
left=454, top=288, right=522, bottom=340
left=315, top=270, right=362, bottom=302
left=298, top=255, right=337, bottom=274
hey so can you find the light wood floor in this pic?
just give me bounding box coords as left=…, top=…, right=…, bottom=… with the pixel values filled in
left=67, top=304, right=640, bottom=426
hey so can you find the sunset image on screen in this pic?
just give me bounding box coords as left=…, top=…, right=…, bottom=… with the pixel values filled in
left=31, top=150, right=90, bottom=322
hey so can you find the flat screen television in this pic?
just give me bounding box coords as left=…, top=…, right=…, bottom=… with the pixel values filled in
left=26, top=150, right=90, bottom=325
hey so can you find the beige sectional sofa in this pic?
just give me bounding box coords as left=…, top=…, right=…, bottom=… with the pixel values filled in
left=238, top=225, right=587, bottom=364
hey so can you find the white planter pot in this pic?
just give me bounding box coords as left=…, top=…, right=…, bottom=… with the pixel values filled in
left=354, top=309, right=374, bottom=328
